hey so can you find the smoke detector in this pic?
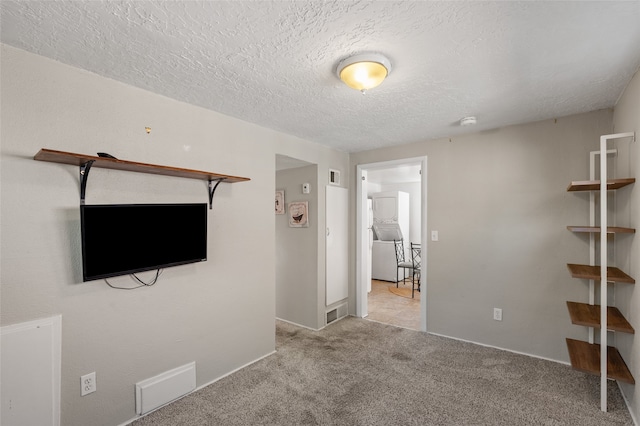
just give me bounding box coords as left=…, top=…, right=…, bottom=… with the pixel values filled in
left=460, top=116, right=477, bottom=126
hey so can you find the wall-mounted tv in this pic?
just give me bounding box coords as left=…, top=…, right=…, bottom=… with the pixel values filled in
left=80, top=203, right=207, bottom=281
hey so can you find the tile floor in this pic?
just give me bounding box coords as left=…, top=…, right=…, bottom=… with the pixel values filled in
left=366, top=279, right=421, bottom=330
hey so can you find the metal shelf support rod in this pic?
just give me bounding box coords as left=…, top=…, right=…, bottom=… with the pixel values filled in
left=208, top=178, right=226, bottom=210
left=79, top=160, right=95, bottom=205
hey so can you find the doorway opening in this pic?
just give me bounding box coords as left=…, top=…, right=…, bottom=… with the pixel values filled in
left=356, top=157, right=427, bottom=331
left=275, top=154, right=318, bottom=329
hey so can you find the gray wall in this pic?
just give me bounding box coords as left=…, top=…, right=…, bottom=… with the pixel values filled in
left=276, top=165, right=319, bottom=329
left=4, top=41, right=637, bottom=424
left=350, top=109, right=614, bottom=363
left=0, top=45, right=348, bottom=426
left=612, top=68, right=639, bottom=422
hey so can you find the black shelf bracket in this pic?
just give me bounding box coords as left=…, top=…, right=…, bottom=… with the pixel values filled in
left=79, top=160, right=95, bottom=205
left=208, top=178, right=226, bottom=210
left=79, top=162, right=226, bottom=208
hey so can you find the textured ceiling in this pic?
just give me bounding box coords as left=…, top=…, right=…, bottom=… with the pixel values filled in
left=368, top=163, right=422, bottom=184
left=2, top=1, right=639, bottom=153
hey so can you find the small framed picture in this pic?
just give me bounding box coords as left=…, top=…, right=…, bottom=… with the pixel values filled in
left=329, top=169, right=341, bottom=185
left=275, top=190, right=285, bottom=215
left=288, top=201, right=309, bottom=227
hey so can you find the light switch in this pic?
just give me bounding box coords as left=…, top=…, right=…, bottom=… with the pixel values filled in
left=431, top=230, right=439, bottom=241
left=302, top=183, right=311, bottom=194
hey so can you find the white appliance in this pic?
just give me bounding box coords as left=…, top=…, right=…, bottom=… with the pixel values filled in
left=372, top=223, right=404, bottom=241
left=371, top=191, right=410, bottom=241
left=371, top=223, right=404, bottom=282
left=372, top=240, right=400, bottom=282
left=370, top=191, right=410, bottom=282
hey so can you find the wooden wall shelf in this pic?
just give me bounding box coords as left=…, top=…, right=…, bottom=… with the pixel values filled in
left=566, top=338, right=634, bottom=384
left=567, top=226, right=635, bottom=234
left=566, top=301, right=634, bottom=333
left=566, top=263, right=635, bottom=284
left=34, top=148, right=250, bottom=209
left=34, top=149, right=250, bottom=183
left=567, top=178, right=635, bottom=192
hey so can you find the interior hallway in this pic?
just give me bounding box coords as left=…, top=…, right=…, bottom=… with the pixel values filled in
left=366, top=279, right=420, bottom=330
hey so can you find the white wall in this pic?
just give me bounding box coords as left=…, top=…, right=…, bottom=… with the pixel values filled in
left=612, top=68, right=640, bottom=422
left=366, top=182, right=382, bottom=196
left=350, top=109, right=614, bottom=363
left=0, top=45, right=348, bottom=426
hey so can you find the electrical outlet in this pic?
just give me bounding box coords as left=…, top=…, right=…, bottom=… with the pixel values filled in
left=81, top=372, right=96, bottom=396
left=493, top=308, right=503, bottom=321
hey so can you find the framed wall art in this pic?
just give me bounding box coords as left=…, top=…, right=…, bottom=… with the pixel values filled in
left=275, top=190, right=285, bottom=215
left=288, top=201, right=309, bottom=227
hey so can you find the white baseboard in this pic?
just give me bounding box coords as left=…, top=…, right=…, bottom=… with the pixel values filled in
left=120, top=350, right=276, bottom=426
left=275, top=317, right=321, bottom=331
left=193, top=350, right=276, bottom=393
left=425, top=331, right=570, bottom=366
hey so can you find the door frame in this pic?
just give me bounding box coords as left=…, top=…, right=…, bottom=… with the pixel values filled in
left=355, top=156, right=428, bottom=331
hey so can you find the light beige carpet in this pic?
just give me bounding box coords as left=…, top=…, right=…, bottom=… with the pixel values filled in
left=132, top=317, right=632, bottom=425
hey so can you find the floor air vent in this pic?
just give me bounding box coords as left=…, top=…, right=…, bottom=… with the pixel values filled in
left=327, top=309, right=338, bottom=324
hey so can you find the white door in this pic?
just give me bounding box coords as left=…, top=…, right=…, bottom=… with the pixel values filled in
left=1, top=316, right=61, bottom=426
left=326, top=185, right=348, bottom=305
left=367, top=199, right=373, bottom=292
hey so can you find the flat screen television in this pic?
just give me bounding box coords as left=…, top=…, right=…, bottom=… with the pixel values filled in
left=80, top=203, right=207, bottom=281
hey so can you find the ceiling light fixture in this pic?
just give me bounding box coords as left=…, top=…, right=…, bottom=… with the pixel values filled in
left=336, top=53, right=392, bottom=94
left=460, top=116, right=477, bottom=126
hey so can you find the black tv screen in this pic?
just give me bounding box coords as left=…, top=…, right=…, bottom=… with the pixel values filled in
left=80, top=203, right=207, bottom=281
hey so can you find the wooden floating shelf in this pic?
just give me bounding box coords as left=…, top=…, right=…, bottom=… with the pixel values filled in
left=34, top=149, right=250, bottom=183
left=567, top=226, right=635, bottom=234
left=566, top=263, right=635, bottom=284
left=566, top=338, right=634, bottom=384
left=566, top=301, right=634, bottom=334
left=567, top=178, right=635, bottom=192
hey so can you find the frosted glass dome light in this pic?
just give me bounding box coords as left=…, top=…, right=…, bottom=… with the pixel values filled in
left=336, top=53, right=392, bottom=94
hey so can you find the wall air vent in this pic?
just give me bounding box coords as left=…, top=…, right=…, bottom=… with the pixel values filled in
left=329, top=169, right=341, bottom=185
